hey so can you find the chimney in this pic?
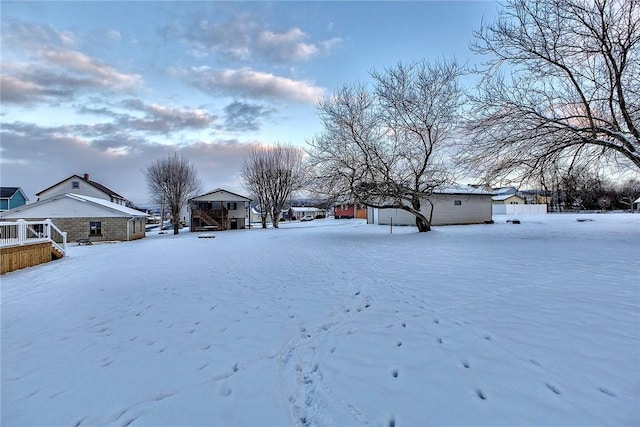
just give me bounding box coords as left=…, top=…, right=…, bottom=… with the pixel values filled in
left=83, top=173, right=90, bottom=180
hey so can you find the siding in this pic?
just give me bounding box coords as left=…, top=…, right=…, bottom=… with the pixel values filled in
left=1, top=242, right=53, bottom=274
left=38, top=179, right=110, bottom=201
left=375, top=194, right=492, bottom=226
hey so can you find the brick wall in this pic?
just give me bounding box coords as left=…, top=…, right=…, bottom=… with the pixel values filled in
left=5, top=217, right=146, bottom=242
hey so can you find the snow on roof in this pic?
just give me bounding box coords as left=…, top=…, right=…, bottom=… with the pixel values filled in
left=67, top=193, right=148, bottom=216
left=635, top=196, right=640, bottom=204
left=435, top=185, right=493, bottom=195
left=492, top=194, right=524, bottom=201
left=290, top=207, right=326, bottom=213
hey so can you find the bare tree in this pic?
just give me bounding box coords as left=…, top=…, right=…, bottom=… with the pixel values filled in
left=240, top=143, right=305, bottom=229
left=308, top=60, right=464, bottom=232
left=462, top=0, right=640, bottom=184
left=143, top=153, right=202, bottom=235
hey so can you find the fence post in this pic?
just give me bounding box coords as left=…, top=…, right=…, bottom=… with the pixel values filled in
left=17, top=219, right=26, bottom=245
left=44, top=218, right=52, bottom=240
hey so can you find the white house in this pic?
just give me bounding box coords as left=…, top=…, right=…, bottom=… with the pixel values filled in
left=37, top=173, right=128, bottom=205
left=288, top=207, right=327, bottom=220
left=367, top=186, right=493, bottom=227
left=189, top=189, right=252, bottom=231
left=0, top=193, right=148, bottom=242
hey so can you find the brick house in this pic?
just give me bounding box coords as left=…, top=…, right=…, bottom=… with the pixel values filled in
left=0, top=193, right=148, bottom=242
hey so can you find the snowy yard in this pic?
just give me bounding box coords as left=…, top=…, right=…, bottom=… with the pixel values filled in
left=2, top=214, right=639, bottom=426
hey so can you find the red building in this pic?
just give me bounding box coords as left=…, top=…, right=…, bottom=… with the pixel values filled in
left=333, top=203, right=367, bottom=219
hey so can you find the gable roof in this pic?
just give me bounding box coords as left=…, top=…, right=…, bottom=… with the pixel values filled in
left=0, top=193, right=147, bottom=218
left=67, top=194, right=148, bottom=216
left=0, top=187, right=29, bottom=200
left=435, top=185, right=493, bottom=195
left=36, top=174, right=125, bottom=200
left=190, top=188, right=252, bottom=202
left=492, top=193, right=525, bottom=201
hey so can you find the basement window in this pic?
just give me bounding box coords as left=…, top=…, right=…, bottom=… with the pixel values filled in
left=89, top=221, right=102, bottom=236
left=454, top=200, right=462, bottom=206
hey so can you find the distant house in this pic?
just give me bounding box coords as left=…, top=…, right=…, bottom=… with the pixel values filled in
left=0, top=187, right=28, bottom=211
left=286, top=206, right=327, bottom=220
left=0, top=193, right=148, bottom=242
left=334, top=202, right=367, bottom=219
left=492, top=193, right=526, bottom=205
left=189, top=189, right=251, bottom=231
left=634, top=197, right=640, bottom=212
left=37, top=173, right=128, bottom=206
left=367, top=186, right=493, bottom=227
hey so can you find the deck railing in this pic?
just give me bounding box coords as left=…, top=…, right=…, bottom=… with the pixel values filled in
left=0, top=219, right=67, bottom=254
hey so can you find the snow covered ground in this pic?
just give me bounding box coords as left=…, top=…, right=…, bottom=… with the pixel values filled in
left=2, top=213, right=639, bottom=426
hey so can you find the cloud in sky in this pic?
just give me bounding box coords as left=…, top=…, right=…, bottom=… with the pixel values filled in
left=175, top=67, right=324, bottom=104
left=182, top=14, right=341, bottom=63
left=223, top=101, right=275, bottom=132
left=0, top=121, right=261, bottom=204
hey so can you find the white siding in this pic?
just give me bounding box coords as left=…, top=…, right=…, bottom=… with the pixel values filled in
left=38, top=178, right=110, bottom=201
left=373, top=194, right=492, bottom=226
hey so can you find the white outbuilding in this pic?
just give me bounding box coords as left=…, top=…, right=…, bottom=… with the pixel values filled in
left=366, top=185, right=493, bottom=227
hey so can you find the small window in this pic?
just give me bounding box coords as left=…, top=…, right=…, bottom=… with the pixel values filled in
left=72, top=181, right=79, bottom=189
left=227, top=202, right=237, bottom=210
left=454, top=200, right=462, bottom=206
left=89, top=221, right=102, bottom=236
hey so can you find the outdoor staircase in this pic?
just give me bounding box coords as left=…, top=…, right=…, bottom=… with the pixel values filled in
left=193, top=209, right=220, bottom=229
left=51, top=244, right=64, bottom=260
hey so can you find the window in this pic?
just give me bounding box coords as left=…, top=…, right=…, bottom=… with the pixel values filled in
left=89, top=221, right=102, bottom=236
left=454, top=200, right=462, bottom=206
left=227, top=202, right=237, bottom=210
left=72, top=181, right=79, bottom=189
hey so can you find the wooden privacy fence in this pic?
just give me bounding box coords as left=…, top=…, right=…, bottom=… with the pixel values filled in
left=0, top=219, right=67, bottom=274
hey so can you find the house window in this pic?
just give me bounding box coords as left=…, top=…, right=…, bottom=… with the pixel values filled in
left=89, top=221, right=102, bottom=236
left=72, top=181, right=79, bottom=189
left=454, top=200, right=462, bottom=206
left=227, top=202, right=237, bottom=210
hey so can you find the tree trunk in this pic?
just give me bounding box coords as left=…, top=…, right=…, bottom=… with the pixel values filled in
left=261, top=215, right=267, bottom=229
left=172, top=213, right=180, bottom=235
left=412, top=198, right=431, bottom=232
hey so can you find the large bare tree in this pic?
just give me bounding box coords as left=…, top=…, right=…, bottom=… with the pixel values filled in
left=144, top=153, right=202, bottom=235
left=462, top=0, right=640, bottom=184
left=240, top=143, right=305, bottom=229
left=308, top=60, right=464, bottom=232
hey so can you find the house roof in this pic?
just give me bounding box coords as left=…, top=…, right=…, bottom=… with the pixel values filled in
left=290, top=207, right=326, bottom=213
left=190, top=188, right=252, bottom=202
left=492, top=194, right=525, bottom=201
left=493, top=187, right=519, bottom=195
left=635, top=197, right=640, bottom=204
left=0, top=193, right=147, bottom=218
left=36, top=174, right=125, bottom=200
left=67, top=194, right=148, bottom=216
left=0, top=187, right=29, bottom=200
left=435, top=185, right=493, bottom=195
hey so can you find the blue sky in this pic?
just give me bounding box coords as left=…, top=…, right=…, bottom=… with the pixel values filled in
left=1, top=1, right=499, bottom=205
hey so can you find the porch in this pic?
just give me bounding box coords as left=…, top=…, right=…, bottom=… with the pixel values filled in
left=0, top=219, right=67, bottom=274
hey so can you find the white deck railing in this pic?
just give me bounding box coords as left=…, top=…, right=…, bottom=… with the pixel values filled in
left=0, top=219, right=67, bottom=254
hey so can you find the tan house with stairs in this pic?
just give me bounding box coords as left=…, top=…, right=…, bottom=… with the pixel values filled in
left=189, top=189, right=251, bottom=231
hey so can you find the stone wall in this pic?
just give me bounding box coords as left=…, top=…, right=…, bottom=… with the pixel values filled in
left=4, top=217, right=145, bottom=242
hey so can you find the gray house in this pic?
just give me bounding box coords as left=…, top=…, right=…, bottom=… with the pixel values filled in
left=367, top=186, right=493, bottom=227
